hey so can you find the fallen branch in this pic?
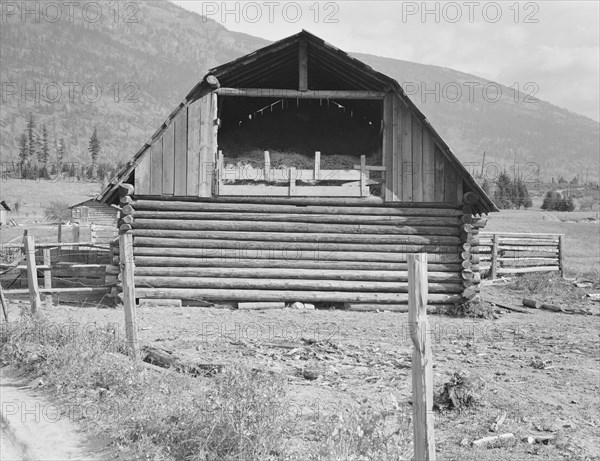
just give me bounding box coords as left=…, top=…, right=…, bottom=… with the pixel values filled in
left=493, top=302, right=533, bottom=314
left=472, top=433, right=515, bottom=448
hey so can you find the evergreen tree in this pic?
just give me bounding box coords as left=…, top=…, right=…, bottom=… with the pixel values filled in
left=41, top=124, right=50, bottom=165
left=26, top=112, right=36, bottom=159
left=88, top=127, right=100, bottom=166
left=56, top=138, right=66, bottom=165
left=18, top=133, right=28, bottom=166
left=494, top=172, right=514, bottom=209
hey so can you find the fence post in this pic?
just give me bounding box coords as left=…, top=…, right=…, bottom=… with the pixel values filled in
left=490, top=234, right=499, bottom=280
left=23, top=235, right=41, bottom=316
left=43, top=248, right=52, bottom=307
left=119, top=232, right=139, bottom=358
left=408, top=253, right=436, bottom=461
left=558, top=235, right=565, bottom=278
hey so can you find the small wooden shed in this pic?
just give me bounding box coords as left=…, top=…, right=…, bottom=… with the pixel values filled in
left=70, top=199, right=119, bottom=226
left=98, top=31, right=497, bottom=308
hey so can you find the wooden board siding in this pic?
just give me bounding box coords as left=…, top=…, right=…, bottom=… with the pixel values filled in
left=128, top=199, right=464, bottom=305
left=422, top=131, right=435, bottom=201
left=71, top=201, right=118, bottom=226
left=134, top=93, right=216, bottom=197
left=174, top=108, right=188, bottom=196
left=382, top=93, right=394, bottom=200
left=411, top=114, right=423, bottom=202
left=400, top=104, right=412, bottom=201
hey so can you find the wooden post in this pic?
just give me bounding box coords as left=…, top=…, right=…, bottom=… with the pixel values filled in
left=0, top=286, right=9, bottom=321
left=558, top=234, right=565, bottom=278
left=264, top=151, right=271, bottom=181
left=314, top=151, right=321, bottom=180
left=289, top=167, right=296, bottom=196
left=360, top=154, right=367, bottom=197
left=119, top=232, right=139, bottom=359
left=43, top=248, right=52, bottom=307
left=408, top=252, right=436, bottom=461
left=58, top=223, right=62, bottom=243
left=72, top=225, right=80, bottom=252
left=216, top=150, right=223, bottom=195
left=490, top=234, right=499, bottom=280
left=23, top=235, right=41, bottom=316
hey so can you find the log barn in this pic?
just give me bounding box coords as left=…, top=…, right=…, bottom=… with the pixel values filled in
left=98, top=31, right=497, bottom=309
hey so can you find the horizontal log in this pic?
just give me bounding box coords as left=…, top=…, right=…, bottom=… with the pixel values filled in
left=133, top=256, right=463, bottom=272
left=499, top=246, right=558, bottom=252
left=461, top=214, right=473, bottom=224
left=134, top=288, right=463, bottom=304
left=129, top=210, right=459, bottom=227
left=130, top=229, right=461, bottom=245
left=131, top=199, right=463, bottom=216
left=238, top=302, right=285, bottom=310
left=133, top=247, right=462, bottom=264
left=120, top=195, right=133, bottom=205
left=121, top=215, right=134, bottom=224
left=133, top=237, right=460, bottom=255
left=133, top=266, right=462, bottom=282
left=522, top=298, right=542, bottom=309
left=344, top=304, right=435, bottom=312
left=471, top=217, right=488, bottom=228
left=480, top=232, right=562, bottom=238
left=216, top=87, right=386, bottom=99
left=134, top=276, right=464, bottom=293
left=105, top=265, right=120, bottom=275
left=498, top=257, right=559, bottom=262
left=5, top=286, right=111, bottom=295
left=131, top=219, right=460, bottom=236
left=497, top=266, right=560, bottom=274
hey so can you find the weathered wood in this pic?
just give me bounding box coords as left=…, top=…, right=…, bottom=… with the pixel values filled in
left=219, top=183, right=363, bottom=197
left=130, top=229, right=462, bottom=245
left=119, top=232, right=139, bottom=359
left=434, top=146, right=445, bottom=202
left=345, top=303, right=436, bottom=312
left=162, top=123, right=175, bottom=195
left=238, top=302, right=285, bottom=310
left=313, top=151, right=319, bottom=180
left=23, top=235, right=41, bottom=315
left=462, top=287, right=477, bottom=300
left=215, top=88, right=385, bottom=99
left=174, top=108, right=188, bottom=196
left=408, top=253, right=436, bottom=461
left=134, top=256, right=463, bottom=272
left=382, top=92, right=394, bottom=200
left=264, top=151, right=271, bottom=181
left=401, top=103, right=412, bottom=201
left=493, top=302, right=532, bottom=314
left=4, top=286, right=112, bottom=295
left=120, top=195, right=134, bottom=205
left=0, top=286, right=9, bottom=321
left=198, top=93, right=214, bottom=197
left=205, top=74, right=220, bottom=89
left=135, top=151, right=151, bottom=195
left=522, top=298, right=542, bottom=309
left=422, top=131, right=435, bottom=201
left=134, top=246, right=462, bottom=264
left=135, top=288, right=462, bottom=304
left=150, top=142, right=163, bottom=195
left=129, top=210, right=459, bottom=227
left=131, top=219, right=460, bottom=236
left=490, top=234, right=499, bottom=279
left=121, top=215, right=134, bottom=224
left=289, top=167, right=296, bottom=196
left=412, top=115, right=423, bottom=202
left=462, top=191, right=478, bottom=205
left=298, top=39, right=308, bottom=91
left=138, top=298, right=182, bottom=308
left=558, top=235, right=565, bottom=278
left=497, top=266, right=560, bottom=274
left=120, top=224, right=133, bottom=233
left=131, top=199, right=463, bottom=216
left=187, top=98, right=201, bottom=196
left=119, top=184, right=135, bottom=197
left=134, top=266, right=462, bottom=282
left=134, top=276, right=463, bottom=293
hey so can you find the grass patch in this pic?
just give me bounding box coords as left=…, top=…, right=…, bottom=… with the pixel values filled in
left=508, top=272, right=594, bottom=306
left=441, top=300, right=497, bottom=318
left=1, top=315, right=413, bottom=460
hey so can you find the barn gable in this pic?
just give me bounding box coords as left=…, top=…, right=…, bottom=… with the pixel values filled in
left=98, top=30, right=496, bottom=215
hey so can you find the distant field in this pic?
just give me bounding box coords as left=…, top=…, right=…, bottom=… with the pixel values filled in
left=485, top=209, right=600, bottom=278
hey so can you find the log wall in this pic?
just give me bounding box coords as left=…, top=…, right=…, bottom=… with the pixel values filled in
left=120, top=197, right=483, bottom=305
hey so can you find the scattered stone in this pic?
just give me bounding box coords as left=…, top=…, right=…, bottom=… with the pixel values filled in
left=472, top=433, right=514, bottom=448
left=291, top=302, right=304, bottom=309
left=304, top=303, right=315, bottom=310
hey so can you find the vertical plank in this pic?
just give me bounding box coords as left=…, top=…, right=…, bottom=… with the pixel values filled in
left=23, top=235, right=41, bottom=316
left=174, top=108, right=188, bottom=196
left=558, top=235, right=565, bottom=278
left=162, top=123, right=175, bottom=195
left=401, top=105, right=413, bottom=201
left=313, top=151, right=320, bottom=180
left=422, top=131, right=435, bottom=201
left=187, top=99, right=201, bottom=196
left=412, top=115, right=423, bottom=202
left=393, top=96, right=403, bottom=201
left=0, top=286, right=8, bottom=321
left=444, top=157, right=458, bottom=203
left=135, top=149, right=151, bottom=195
left=198, top=94, right=213, bottom=197
left=434, top=146, right=445, bottom=202
left=43, top=248, right=52, bottom=307
left=360, top=155, right=367, bottom=197
left=265, top=151, right=271, bottom=181
left=299, top=39, right=308, bottom=91
left=490, top=234, right=499, bottom=280
left=408, top=253, right=436, bottom=461
left=289, top=167, right=297, bottom=196
left=456, top=177, right=464, bottom=204
left=216, top=150, right=224, bottom=195
left=382, top=93, right=394, bottom=201
left=150, top=141, right=163, bottom=195
left=119, top=232, right=139, bottom=359
left=211, top=92, right=219, bottom=176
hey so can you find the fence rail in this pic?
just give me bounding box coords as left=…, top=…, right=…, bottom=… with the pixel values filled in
left=479, top=232, right=565, bottom=278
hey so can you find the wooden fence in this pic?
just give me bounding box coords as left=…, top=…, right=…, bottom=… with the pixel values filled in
left=479, top=232, right=565, bottom=278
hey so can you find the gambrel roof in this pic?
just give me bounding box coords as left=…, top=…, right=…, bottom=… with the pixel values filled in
left=98, top=30, right=497, bottom=214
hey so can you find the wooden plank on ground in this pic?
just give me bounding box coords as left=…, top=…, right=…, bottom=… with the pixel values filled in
left=174, top=107, right=188, bottom=196
left=162, top=123, right=175, bottom=195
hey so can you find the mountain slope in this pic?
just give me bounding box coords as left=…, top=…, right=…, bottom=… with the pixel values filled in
left=1, top=0, right=597, bottom=181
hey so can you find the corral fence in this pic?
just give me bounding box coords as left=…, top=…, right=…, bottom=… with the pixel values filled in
left=478, top=232, right=565, bottom=279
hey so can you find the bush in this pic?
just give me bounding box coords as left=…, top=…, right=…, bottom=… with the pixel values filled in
left=43, top=200, right=71, bottom=222
left=541, top=191, right=575, bottom=211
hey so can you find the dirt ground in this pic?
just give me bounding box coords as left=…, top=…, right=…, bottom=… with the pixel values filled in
left=2, top=283, right=600, bottom=460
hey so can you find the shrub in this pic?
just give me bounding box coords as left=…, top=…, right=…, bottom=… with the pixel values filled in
left=43, top=200, right=71, bottom=222
left=541, top=191, right=575, bottom=211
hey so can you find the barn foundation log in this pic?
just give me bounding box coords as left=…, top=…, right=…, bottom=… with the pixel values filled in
left=459, top=193, right=486, bottom=303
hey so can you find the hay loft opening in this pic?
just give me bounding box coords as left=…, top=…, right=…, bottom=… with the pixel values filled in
left=217, top=95, right=384, bottom=197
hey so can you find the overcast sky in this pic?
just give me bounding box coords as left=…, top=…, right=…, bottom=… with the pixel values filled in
left=173, top=1, right=599, bottom=122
